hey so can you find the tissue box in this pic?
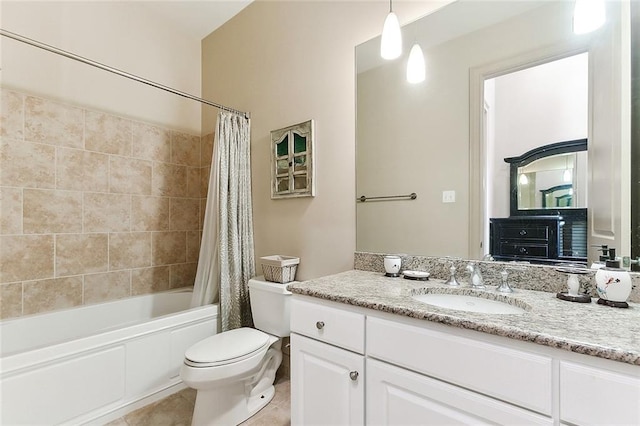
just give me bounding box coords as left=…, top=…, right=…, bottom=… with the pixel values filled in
left=260, top=255, right=299, bottom=284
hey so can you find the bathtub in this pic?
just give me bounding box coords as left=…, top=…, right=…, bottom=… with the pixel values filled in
left=0, top=289, right=218, bottom=425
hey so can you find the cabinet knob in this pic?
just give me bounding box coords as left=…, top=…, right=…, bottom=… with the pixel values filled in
left=316, top=321, right=325, bottom=330
left=349, top=371, right=359, bottom=381
left=519, top=229, right=527, bottom=236
left=519, top=247, right=528, bottom=254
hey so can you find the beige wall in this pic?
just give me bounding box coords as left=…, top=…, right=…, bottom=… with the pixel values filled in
left=1, top=1, right=202, bottom=134
left=201, top=1, right=441, bottom=280
left=0, top=89, right=210, bottom=319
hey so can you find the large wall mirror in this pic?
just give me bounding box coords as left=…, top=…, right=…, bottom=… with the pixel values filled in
left=356, top=0, right=634, bottom=263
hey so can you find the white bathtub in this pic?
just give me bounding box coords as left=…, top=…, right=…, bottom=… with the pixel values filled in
left=0, top=289, right=218, bottom=425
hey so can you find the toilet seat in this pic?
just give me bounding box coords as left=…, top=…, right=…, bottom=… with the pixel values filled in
left=184, top=327, right=270, bottom=368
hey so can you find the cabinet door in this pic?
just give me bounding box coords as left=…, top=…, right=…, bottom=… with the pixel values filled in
left=290, top=333, right=364, bottom=426
left=560, top=361, right=640, bottom=425
left=367, top=358, right=553, bottom=425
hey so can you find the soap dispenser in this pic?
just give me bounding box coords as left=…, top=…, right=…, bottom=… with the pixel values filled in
left=594, top=248, right=632, bottom=308
left=590, top=245, right=609, bottom=269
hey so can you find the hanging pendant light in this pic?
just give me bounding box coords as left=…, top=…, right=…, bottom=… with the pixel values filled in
left=519, top=174, right=529, bottom=185
left=380, top=0, right=402, bottom=60
left=573, top=0, right=606, bottom=34
left=406, top=43, right=425, bottom=83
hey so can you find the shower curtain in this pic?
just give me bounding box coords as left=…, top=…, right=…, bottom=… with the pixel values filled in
left=191, top=111, right=255, bottom=331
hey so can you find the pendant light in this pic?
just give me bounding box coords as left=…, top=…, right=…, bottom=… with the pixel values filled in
left=406, top=43, right=425, bottom=84
left=519, top=174, right=529, bottom=185
left=573, top=0, right=606, bottom=34
left=380, top=0, right=402, bottom=60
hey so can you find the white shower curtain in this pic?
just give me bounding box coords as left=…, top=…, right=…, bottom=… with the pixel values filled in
left=191, top=111, right=255, bottom=332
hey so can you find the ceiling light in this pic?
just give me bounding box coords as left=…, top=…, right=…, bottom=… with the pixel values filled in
left=380, top=0, right=402, bottom=60
left=406, top=43, right=425, bottom=83
left=573, top=0, right=606, bottom=34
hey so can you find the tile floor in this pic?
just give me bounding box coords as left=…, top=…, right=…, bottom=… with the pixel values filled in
left=106, top=377, right=290, bottom=426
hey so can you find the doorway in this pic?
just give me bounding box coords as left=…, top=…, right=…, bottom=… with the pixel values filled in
left=482, top=53, right=589, bottom=252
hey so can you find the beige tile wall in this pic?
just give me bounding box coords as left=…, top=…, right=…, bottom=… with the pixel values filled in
left=0, top=88, right=212, bottom=319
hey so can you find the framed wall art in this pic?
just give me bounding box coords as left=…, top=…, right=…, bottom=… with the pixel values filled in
left=270, top=120, right=315, bottom=199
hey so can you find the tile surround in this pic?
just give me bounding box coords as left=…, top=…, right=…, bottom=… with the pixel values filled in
left=0, top=88, right=212, bottom=319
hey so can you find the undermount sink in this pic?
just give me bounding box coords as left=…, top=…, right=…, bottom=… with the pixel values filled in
left=411, top=292, right=528, bottom=315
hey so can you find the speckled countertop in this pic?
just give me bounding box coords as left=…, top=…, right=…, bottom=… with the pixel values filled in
left=288, top=270, right=640, bottom=366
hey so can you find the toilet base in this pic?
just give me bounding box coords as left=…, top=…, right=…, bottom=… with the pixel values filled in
left=191, top=382, right=275, bottom=426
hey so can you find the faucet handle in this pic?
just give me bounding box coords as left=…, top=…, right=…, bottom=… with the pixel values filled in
left=445, top=264, right=461, bottom=287
left=496, top=270, right=515, bottom=293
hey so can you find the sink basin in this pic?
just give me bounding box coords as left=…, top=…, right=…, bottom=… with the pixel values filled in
left=411, top=293, right=527, bottom=314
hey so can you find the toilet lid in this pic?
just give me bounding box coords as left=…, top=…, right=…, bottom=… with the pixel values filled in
left=185, top=327, right=270, bottom=365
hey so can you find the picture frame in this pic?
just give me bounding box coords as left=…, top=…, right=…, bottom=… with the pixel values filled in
left=270, top=120, right=315, bottom=199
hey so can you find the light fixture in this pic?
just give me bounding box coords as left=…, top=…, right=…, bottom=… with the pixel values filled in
left=380, top=0, right=402, bottom=60
left=519, top=174, right=529, bottom=185
left=406, top=43, right=425, bottom=84
left=563, top=168, right=572, bottom=182
left=573, top=0, right=606, bottom=34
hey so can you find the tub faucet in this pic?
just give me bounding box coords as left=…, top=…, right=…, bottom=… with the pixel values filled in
left=466, top=263, right=486, bottom=289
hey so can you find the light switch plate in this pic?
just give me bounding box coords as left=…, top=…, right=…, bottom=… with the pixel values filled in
left=442, top=190, right=456, bottom=203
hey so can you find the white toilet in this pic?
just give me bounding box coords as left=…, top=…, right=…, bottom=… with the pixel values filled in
left=180, top=276, right=292, bottom=426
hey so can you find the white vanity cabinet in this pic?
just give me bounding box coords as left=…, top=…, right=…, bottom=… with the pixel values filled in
left=290, top=297, right=366, bottom=425
left=290, top=295, right=640, bottom=425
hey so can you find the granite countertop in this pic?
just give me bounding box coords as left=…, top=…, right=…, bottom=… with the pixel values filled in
left=288, top=270, right=640, bottom=366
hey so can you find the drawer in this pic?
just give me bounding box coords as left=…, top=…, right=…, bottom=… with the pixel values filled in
left=290, top=297, right=365, bottom=354
left=560, top=361, right=640, bottom=425
left=367, top=316, right=553, bottom=416
left=499, top=225, right=549, bottom=240
left=367, top=358, right=552, bottom=425
left=499, top=242, right=549, bottom=257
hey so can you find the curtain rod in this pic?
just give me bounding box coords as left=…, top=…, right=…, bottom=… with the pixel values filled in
left=0, top=29, right=250, bottom=119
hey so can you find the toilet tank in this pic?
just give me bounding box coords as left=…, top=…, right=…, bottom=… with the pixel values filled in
left=248, top=276, right=293, bottom=337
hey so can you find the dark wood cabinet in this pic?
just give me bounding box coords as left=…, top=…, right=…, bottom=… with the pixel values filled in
left=490, top=216, right=587, bottom=265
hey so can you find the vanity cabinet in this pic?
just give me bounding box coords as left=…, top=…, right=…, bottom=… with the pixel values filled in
left=290, top=298, right=365, bottom=425
left=291, top=295, right=640, bottom=426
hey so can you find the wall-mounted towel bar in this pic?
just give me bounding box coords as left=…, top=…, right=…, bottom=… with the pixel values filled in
left=357, top=193, right=417, bottom=202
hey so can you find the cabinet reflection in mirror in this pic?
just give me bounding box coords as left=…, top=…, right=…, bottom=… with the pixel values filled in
left=356, top=0, right=631, bottom=262
left=490, top=139, right=588, bottom=265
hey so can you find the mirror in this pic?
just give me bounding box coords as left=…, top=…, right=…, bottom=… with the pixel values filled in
left=356, top=0, right=632, bottom=260
left=517, top=154, right=584, bottom=209
left=505, top=139, right=588, bottom=215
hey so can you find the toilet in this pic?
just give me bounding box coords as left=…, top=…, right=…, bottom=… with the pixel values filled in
left=180, top=276, right=292, bottom=426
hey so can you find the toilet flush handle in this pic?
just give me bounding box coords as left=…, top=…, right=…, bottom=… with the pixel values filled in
left=316, top=321, right=325, bottom=330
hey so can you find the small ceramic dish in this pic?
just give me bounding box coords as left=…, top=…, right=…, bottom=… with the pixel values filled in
left=402, top=270, right=430, bottom=281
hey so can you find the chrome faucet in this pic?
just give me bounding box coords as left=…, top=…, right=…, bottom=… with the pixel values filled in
left=466, top=263, right=486, bottom=289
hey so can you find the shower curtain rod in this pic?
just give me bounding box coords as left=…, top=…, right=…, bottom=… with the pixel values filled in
left=0, top=29, right=250, bottom=119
